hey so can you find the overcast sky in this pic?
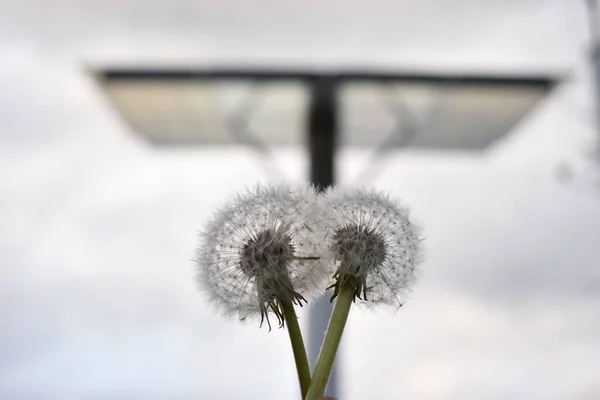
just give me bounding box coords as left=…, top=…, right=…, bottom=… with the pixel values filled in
left=1, top=1, right=600, bottom=399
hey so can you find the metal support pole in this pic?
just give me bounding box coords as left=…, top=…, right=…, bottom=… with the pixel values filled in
left=585, top=0, right=600, bottom=171
left=587, top=0, right=600, bottom=117
left=307, top=76, right=339, bottom=398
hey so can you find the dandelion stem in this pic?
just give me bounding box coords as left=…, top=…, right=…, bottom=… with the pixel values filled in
left=304, top=283, right=354, bottom=400
left=282, top=299, right=312, bottom=399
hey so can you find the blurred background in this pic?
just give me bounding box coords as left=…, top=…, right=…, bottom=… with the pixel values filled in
left=1, top=1, right=600, bottom=399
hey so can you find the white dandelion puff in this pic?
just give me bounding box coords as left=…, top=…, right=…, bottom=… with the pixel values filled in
left=195, top=183, right=329, bottom=330
left=319, top=186, right=424, bottom=308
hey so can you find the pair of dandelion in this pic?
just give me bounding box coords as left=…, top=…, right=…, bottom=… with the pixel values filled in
left=196, top=183, right=423, bottom=400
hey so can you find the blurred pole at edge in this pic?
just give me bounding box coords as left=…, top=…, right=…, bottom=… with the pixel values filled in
left=587, top=0, right=600, bottom=132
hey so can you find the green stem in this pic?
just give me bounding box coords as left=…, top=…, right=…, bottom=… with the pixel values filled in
left=304, top=284, right=354, bottom=400
left=282, top=300, right=312, bottom=399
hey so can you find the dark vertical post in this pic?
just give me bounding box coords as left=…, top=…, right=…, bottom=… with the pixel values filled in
left=588, top=1, right=600, bottom=130
left=307, top=75, right=338, bottom=397
left=586, top=0, right=600, bottom=172
left=309, top=76, right=337, bottom=189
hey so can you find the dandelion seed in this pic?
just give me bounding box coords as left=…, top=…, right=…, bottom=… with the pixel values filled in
left=195, top=183, right=329, bottom=330
left=319, top=187, right=424, bottom=308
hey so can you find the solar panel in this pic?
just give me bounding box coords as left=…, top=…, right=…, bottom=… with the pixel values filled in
left=94, top=69, right=555, bottom=151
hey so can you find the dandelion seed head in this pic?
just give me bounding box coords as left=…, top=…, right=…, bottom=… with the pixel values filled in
left=332, top=225, right=387, bottom=274
left=195, top=183, right=329, bottom=328
left=321, top=186, right=424, bottom=308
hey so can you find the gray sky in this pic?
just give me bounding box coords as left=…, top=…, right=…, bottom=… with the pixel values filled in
left=1, top=1, right=599, bottom=399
